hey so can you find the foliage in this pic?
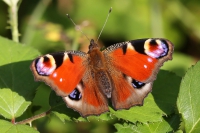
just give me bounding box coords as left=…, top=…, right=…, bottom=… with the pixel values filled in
left=0, top=0, right=200, bottom=132
left=0, top=119, right=39, bottom=133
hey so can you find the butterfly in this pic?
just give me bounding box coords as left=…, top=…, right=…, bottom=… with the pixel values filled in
left=31, top=38, right=174, bottom=117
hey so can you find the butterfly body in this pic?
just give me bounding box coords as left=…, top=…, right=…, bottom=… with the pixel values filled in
left=88, top=39, right=113, bottom=98
left=31, top=38, right=174, bottom=116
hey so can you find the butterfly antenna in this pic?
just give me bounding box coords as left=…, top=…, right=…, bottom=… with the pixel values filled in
left=66, top=14, right=90, bottom=41
left=96, top=7, right=112, bottom=42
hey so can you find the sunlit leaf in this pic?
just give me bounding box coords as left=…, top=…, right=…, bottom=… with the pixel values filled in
left=177, top=61, right=200, bottom=132
left=0, top=89, right=30, bottom=119
left=114, top=123, right=134, bottom=133
left=0, top=120, right=39, bottom=133
left=115, top=114, right=180, bottom=133
left=110, top=94, right=163, bottom=123
left=0, top=36, right=40, bottom=119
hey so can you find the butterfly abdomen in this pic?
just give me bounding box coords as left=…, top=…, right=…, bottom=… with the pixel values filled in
left=94, top=70, right=112, bottom=98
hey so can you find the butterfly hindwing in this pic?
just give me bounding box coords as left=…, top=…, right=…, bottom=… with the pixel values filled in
left=63, top=69, right=109, bottom=116
left=111, top=71, right=152, bottom=109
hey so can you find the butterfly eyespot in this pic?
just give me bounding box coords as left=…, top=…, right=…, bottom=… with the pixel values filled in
left=35, top=56, right=56, bottom=76
left=123, top=74, right=146, bottom=89
left=144, top=39, right=169, bottom=59
left=131, top=79, right=145, bottom=89
left=69, top=88, right=82, bottom=101
left=43, top=56, right=50, bottom=62
left=157, top=40, right=169, bottom=57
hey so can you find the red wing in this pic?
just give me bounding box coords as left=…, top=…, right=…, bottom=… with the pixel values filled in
left=103, top=38, right=174, bottom=110
left=63, top=70, right=109, bottom=117
left=111, top=71, right=152, bottom=110
left=30, top=51, right=87, bottom=97
left=103, top=38, right=174, bottom=83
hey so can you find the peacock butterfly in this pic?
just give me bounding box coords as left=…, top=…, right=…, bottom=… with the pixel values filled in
left=30, top=7, right=173, bottom=117
left=30, top=37, right=174, bottom=117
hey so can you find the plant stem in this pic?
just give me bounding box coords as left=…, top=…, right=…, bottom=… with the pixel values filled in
left=16, top=109, right=51, bottom=125
left=9, top=1, right=20, bottom=42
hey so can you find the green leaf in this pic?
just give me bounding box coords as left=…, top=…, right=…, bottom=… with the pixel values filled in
left=115, top=114, right=180, bottom=133
left=110, top=94, right=163, bottom=123
left=87, top=112, right=113, bottom=121
left=31, top=84, right=51, bottom=113
left=0, top=119, right=39, bottom=133
left=114, top=123, right=135, bottom=133
left=135, top=114, right=180, bottom=132
left=111, top=70, right=180, bottom=123
left=175, top=130, right=184, bottom=133
left=0, top=89, right=30, bottom=119
left=177, top=61, right=200, bottom=132
left=0, top=36, right=40, bottom=119
left=152, top=70, right=181, bottom=115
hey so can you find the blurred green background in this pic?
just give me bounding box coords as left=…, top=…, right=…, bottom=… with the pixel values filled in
left=0, top=0, right=200, bottom=132
left=1, top=0, right=199, bottom=76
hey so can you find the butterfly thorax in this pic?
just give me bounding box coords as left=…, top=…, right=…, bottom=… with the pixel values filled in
left=88, top=39, right=112, bottom=98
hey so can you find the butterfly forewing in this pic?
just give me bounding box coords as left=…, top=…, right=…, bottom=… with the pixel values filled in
left=103, top=38, right=174, bottom=83
left=31, top=51, right=87, bottom=96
